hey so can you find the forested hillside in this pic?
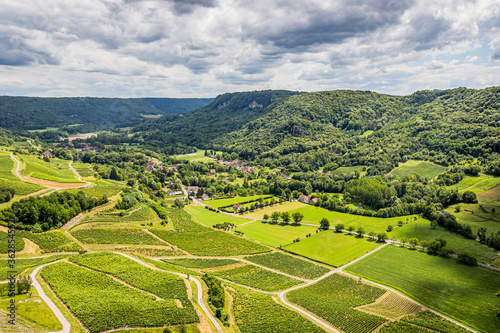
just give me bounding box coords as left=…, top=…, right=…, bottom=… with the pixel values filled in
left=0, top=96, right=212, bottom=130
left=138, top=87, right=500, bottom=174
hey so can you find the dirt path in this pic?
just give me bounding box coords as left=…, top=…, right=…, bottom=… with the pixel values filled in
left=10, top=153, right=28, bottom=182
left=114, top=252, right=223, bottom=333
left=68, top=161, right=93, bottom=188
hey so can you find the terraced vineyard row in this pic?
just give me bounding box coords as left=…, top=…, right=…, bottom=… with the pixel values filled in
left=17, top=230, right=83, bottom=253
left=356, top=292, right=422, bottom=319
left=162, top=258, right=237, bottom=268
left=287, top=274, right=387, bottom=333
left=71, top=227, right=165, bottom=245
left=244, top=252, right=330, bottom=279
left=213, top=264, right=303, bottom=292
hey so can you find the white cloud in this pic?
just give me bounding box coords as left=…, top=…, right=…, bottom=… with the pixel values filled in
left=0, top=0, right=498, bottom=97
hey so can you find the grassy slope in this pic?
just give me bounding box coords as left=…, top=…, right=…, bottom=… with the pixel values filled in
left=184, top=205, right=249, bottom=227
left=0, top=152, right=44, bottom=195
left=388, top=160, right=447, bottom=180
left=244, top=201, right=308, bottom=218
left=206, top=195, right=273, bottom=209
left=345, top=245, right=500, bottom=333
left=284, top=231, right=381, bottom=267
left=20, top=155, right=82, bottom=183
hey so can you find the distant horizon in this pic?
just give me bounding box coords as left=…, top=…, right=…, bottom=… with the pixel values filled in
left=1, top=84, right=499, bottom=99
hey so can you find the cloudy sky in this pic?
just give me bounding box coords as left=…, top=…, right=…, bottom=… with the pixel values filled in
left=0, top=0, right=499, bottom=98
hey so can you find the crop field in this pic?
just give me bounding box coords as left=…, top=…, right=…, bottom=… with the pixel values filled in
left=184, top=205, right=249, bottom=227
left=69, top=252, right=194, bottom=303
left=41, top=262, right=198, bottom=333
left=244, top=252, right=330, bottom=279
left=229, top=286, right=326, bottom=333
left=446, top=175, right=500, bottom=193
left=0, top=254, right=69, bottom=280
left=20, top=155, right=83, bottom=183
left=72, top=162, right=95, bottom=177
left=330, top=165, right=366, bottom=175
left=149, top=228, right=269, bottom=256
left=388, top=160, right=447, bottom=180
left=71, top=227, right=165, bottom=245
left=148, top=207, right=270, bottom=256
left=161, top=258, right=237, bottom=269
left=206, top=195, right=273, bottom=209
left=65, top=179, right=123, bottom=197
left=287, top=205, right=419, bottom=233
left=236, top=221, right=319, bottom=247
left=400, top=310, right=470, bottom=333
left=82, top=205, right=159, bottom=223
left=0, top=230, right=25, bottom=253
left=212, top=264, right=303, bottom=291
left=116, top=246, right=186, bottom=257
left=287, top=274, right=387, bottom=333
left=0, top=153, right=44, bottom=195
left=345, top=245, right=500, bottom=333
left=284, top=231, right=381, bottom=267
left=17, top=230, right=83, bottom=253
left=355, top=292, right=422, bottom=320
left=244, top=201, right=306, bottom=218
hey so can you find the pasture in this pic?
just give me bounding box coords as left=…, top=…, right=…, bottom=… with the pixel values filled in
left=345, top=245, right=500, bottom=333
left=206, top=195, right=273, bottom=209
left=388, top=160, right=446, bottom=180
left=446, top=174, right=500, bottom=193
left=184, top=204, right=249, bottom=227
left=244, top=201, right=307, bottom=218
left=330, top=165, right=366, bottom=175
left=173, top=150, right=215, bottom=162
left=284, top=231, right=381, bottom=267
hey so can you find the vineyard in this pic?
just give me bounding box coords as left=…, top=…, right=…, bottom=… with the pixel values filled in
left=69, top=252, right=195, bottom=303
left=356, top=292, right=422, bottom=319
left=244, top=252, right=330, bottom=279
left=81, top=205, right=159, bottom=223
left=20, top=155, right=83, bottom=183
left=116, top=246, right=186, bottom=257
left=65, top=179, right=123, bottom=198
left=162, top=258, right=237, bottom=269
left=41, top=262, right=198, bottom=332
left=345, top=245, right=500, bottom=333
left=287, top=274, right=387, bottom=333
left=378, top=321, right=430, bottom=333
left=148, top=207, right=270, bottom=256
left=184, top=205, right=249, bottom=227
left=401, top=311, right=471, bottom=333
left=212, top=264, right=303, bottom=292
left=17, top=230, right=83, bottom=253
left=0, top=254, right=69, bottom=280
left=229, top=286, right=327, bottom=333
left=71, top=227, right=165, bottom=245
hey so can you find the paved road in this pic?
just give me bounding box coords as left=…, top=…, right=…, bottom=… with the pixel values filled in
left=30, top=261, right=71, bottom=333
left=115, top=252, right=223, bottom=333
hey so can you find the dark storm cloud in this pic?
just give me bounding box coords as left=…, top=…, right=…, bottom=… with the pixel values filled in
left=0, top=35, right=59, bottom=66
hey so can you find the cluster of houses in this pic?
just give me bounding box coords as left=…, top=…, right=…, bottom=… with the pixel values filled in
left=218, top=158, right=254, bottom=174
left=75, top=145, right=98, bottom=153
left=144, top=162, right=161, bottom=172
left=298, top=194, right=318, bottom=205
left=41, top=150, right=53, bottom=158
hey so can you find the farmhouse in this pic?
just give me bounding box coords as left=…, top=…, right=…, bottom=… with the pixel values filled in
left=298, top=194, right=311, bottom=203
left=201, top=194, right=210, bottom=201
left=41, top=150, right=53, bottom=158
left=209, top=169, right=216, bottom=175
left=233, top=204, right=241, bottom=211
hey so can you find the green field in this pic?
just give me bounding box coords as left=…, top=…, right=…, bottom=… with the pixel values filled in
left=287, top=274, right=387, bottom=333
left=284, top=231, right=381, bottom=267
left=237, top=221, right=319, bottom=247
left=391, top=219, right=500, bottom=267
left=345, top=245, right=500, bottom=333
left=446, top=175, right=500, bottom=193
left=0, top=254, right=69, bottom=280
left=82, top=205, right=159, bottom=223
left=244, top=201, right=308, bottom=219
left=20, top=155, right=83, bottom=183
left=330, top=165, right=366, bottom=175
left=388, top=160, right=447, bottom=180
left=212, top=264, right=303, bottom=291
left=244, top=252, right=330, bottom=279
left=287, top=205, right=419, bottom=234
left=0, top=230, right=24, bottom=253
left=173, top=150, right=215, bottom=162
left=185, top=205, right=250, bottom=227
left=41, top=261, right=197, bottom=333
left=206, top=195, right=273, bottom=209
left=230, top=285, right=326, bottom=333
left=445, top=202, right=500, bottom=235
left=0, top=152, right=44, bottom=195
